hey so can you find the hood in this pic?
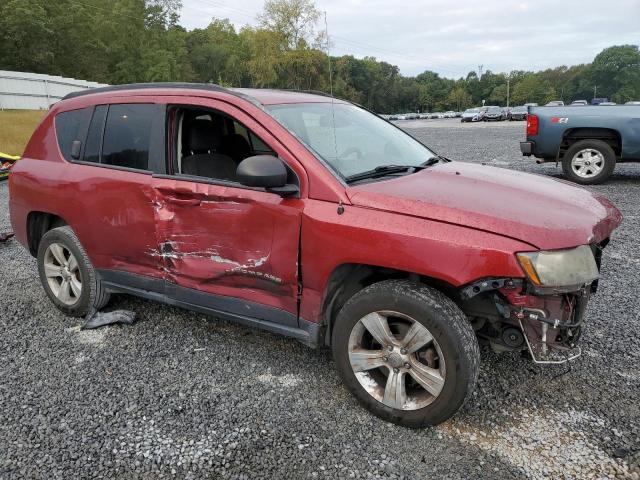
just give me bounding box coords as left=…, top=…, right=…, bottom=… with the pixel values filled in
left=347, top=162, right=622, bottom=250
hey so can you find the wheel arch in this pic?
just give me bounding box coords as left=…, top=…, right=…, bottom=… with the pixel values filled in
left=26, top=211, right=68, bottom=256
left=319, top=263, right=459, bottom=346
left=559, top=128, right=621, bottom=159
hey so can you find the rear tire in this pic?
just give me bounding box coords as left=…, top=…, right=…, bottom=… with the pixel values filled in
left=37, top=226, right=110, bottom=317
left=562, top=139, right=616, bottom=185
left=332, top=280, right=480, bottom=427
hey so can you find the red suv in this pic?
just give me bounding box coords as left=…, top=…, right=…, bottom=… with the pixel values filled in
left=9, top=84, right=622, bottom=426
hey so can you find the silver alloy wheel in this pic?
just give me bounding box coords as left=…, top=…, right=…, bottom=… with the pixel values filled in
left=571, top=148, right=604, bottom=178
left=43, top=242, right=82, bottom=306
left=348, top=310, right=446, bottom=411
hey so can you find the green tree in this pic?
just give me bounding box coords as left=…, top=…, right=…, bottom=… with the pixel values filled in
left=590, top=45, right=640, bottom=101
left=258, top=0, right=320, bottom=49
left=447, top=86, right=472, bottom=110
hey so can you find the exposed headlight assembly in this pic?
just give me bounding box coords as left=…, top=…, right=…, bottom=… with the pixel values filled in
left=516, top=245, right=599, bottom=288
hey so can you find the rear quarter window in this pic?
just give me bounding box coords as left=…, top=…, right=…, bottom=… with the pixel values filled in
left=55, top=108, right=91, bottom=161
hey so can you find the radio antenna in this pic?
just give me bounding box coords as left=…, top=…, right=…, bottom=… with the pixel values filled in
left=324, top=10, right=338, bottom=162
left=324, top=11, right=334, bottom=97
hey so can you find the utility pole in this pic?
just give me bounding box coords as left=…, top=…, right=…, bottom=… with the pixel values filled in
left=506, top=72, right=510, bottom=108
left=593, top=85, right=597, bottom=100
left=478, top=65, right=484, bottom=79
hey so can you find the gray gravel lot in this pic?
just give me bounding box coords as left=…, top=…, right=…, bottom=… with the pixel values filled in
left=1, top=118, right=638, bottom=479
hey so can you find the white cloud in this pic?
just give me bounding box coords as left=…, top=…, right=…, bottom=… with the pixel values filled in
left=180, top=0, right=640, bottom=77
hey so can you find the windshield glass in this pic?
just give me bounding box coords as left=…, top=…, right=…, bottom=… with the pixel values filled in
left=487, top=106, right=501, bottom=112
left=267, top=102, right=437, bottom=178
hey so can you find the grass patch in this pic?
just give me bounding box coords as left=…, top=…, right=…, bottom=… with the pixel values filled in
left=0, top=110, right=47, bottom=156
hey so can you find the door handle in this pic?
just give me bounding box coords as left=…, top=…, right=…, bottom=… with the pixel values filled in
left=165, top=196, right=201, bottom=206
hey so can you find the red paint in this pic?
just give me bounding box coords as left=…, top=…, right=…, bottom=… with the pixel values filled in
left=8, top=86, right=622, bottom=326
left=348, top=161, right=622, bottom=250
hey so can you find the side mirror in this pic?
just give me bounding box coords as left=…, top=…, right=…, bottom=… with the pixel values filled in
left=237, top=155, right=299, bottom=196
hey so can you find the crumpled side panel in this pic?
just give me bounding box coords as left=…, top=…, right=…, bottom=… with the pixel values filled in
left=151, top=179, right=302, bottom=315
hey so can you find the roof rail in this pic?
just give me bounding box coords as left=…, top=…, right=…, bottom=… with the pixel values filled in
left=278, top=88, right=334, bottom=98
left=61, top=82, right=261, bottom=106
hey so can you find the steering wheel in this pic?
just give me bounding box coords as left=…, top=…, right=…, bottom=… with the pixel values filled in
left=339, top=147, right=364, bottom=159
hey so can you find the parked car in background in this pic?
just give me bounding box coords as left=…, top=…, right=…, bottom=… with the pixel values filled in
left=483, top=106, right=506, bottom=121
left=508, top=106, right=528, bottom=121
left=9, top=83, right=622, bottom=427
left=521, top=104, right=640, bottom=184
left=418, top=113, right=430, bottom=119
left=570, top=100, right=588, bottom=106
left=545, top=101, right=564, bottom=106
left=524, top=103, right=538, bottom=107
left=461, top=107, right=482, bottom=122
left=444, top=111, right=456, bottom=118
left=598, top=102, right=617, bottom=106
left=395, top=114, right=407, bottom=120
left=625, top=101, right=640, bottom=105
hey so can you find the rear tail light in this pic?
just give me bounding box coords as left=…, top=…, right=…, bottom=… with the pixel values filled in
left=526, top=114, right=539, bottom=136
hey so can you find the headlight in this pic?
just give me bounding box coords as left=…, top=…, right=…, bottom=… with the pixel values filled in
left=516, top=245, right=599, bottom=287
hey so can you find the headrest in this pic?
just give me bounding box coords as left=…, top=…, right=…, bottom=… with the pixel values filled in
left=186, top=120, right=221, bottom=152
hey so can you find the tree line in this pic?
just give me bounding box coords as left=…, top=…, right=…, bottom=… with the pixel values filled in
left=1, top=0, right=639, bottom=113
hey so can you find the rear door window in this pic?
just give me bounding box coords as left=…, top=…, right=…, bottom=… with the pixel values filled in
left=101, top=104, right=156, bottom=170
left=55, top=108, right=91, bottom=161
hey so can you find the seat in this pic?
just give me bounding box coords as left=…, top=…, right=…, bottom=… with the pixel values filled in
left=182, top=120, right=237, bottom=180
left=219, top=133, right=252, bottom=163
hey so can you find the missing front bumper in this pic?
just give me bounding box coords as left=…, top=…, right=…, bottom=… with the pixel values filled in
left=511, top=289, right=590, bottom=364
left=517, top=317, right=582, bottom=364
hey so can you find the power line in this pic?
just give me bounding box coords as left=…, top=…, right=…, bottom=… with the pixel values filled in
left=72, top=1, right=147, bottom=21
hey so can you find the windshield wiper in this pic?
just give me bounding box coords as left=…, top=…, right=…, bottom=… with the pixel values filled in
left=345, top=157, right=443, bottom=183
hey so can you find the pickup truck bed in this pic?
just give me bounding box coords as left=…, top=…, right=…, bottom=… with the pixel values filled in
left=521, top=105, right=640, bottom=184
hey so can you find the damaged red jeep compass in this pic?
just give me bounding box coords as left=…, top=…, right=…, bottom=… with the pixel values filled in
left=9, top=84, right=622, bottom=426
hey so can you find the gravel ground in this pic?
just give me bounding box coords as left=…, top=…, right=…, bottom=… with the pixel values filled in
left=1, top=118, right=638, bottom=479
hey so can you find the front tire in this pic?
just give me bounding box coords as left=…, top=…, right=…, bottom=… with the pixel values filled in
left=37, top=226, right=110, bottom=317
left=561, top=139, right=616, bottom=185
left=332, top=280, right=480, bottom=427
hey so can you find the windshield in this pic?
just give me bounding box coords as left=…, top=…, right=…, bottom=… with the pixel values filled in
left=487, top=106, right=501, bottom=112
left=267, top=102, right=437, bottom=179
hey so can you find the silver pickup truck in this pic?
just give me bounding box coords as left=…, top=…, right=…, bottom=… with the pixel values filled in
left=520, top=105, right=640, bottom=184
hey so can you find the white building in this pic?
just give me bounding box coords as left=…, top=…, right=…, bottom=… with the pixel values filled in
left=0, top=70, right=108, bottom=110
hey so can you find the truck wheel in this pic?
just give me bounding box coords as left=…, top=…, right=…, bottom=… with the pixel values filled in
left=562, top=139, right=616, bottom=185
left=332, top=280, right=480, bottom=427
left=37, top=226, right=110, bottom=317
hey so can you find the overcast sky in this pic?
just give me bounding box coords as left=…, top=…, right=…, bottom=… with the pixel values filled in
left=180, top=0, right=640, bottom=78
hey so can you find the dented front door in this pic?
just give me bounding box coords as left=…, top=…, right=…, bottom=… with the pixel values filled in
left=152, top=176, right=303, bottom=321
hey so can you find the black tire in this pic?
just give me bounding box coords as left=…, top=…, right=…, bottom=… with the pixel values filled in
left=561, top=139, right=616, bottom=185
left=37, top=226, right=110, bottom=317
left=332, top=280, right=480, bottom=427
